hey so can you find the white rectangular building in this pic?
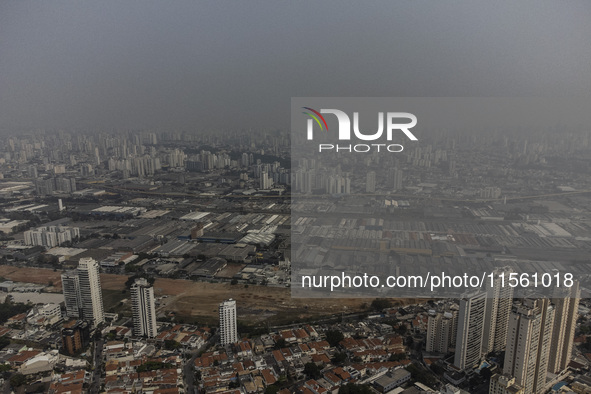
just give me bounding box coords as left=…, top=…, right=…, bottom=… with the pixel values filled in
left=131, top=278, right=157, bottom=338
left=219, top=299, right=238, bottom=345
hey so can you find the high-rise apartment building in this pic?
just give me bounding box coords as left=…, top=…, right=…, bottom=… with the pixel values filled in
left=365, top=171, right=376, bottom=193
left=24, top=225, right=80, bottom=248
left=426, top=311, right=457, bottom=354
left=61, top=320, right=90, bottom=356
left=131, top=278, right=158, bottom=338
left=61, top=271, right=81, bottom=318
left=454, top=291, right=487, bottom=370
left=219, top=299, right=238, bottom=345
left=482, top=267, right=515, bottom=354
left=260, top=171, right=272, bottom=189
left=503, top=298, right=554, bottom=394
left=548, top=281, right=580, bottom=374
left=61, top=258, right=105, bottom=328
left=388, top=168, right=403, bottom=191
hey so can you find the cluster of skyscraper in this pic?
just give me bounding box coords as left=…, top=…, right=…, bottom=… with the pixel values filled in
left=427, top=267, right=580, bottom=394
left=24, top=225, right=80, bottom=248
left=62, top=258, right=157, bottom=338
left=293, top=158, right=404, bottom=195
left=33, top=176, right=77, bottom=195
left=364, top=169, right=403, bottom=194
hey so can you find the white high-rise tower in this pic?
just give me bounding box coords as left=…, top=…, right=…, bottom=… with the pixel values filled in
left=454, top=291, right=487, bottom=370
left=504, top=298, right=554, bottom=394
left=548, top=281, right=580, bottom=374
left=482, top=267, right=515, bottom=354
left=131, top=278, right=157, bottom=338
left=219, top=299, right=238, bottom=345
left=76, top=257, right=105, bottom=328
left=426, top=311, right=457, bottom=353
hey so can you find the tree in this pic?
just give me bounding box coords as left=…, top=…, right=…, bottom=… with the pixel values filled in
left=10, top=373, right=27, bottom=388
left=0, top=300, right=30, bottom=325
left=164, top=340, right=180, bottom=351
left=137, top=361, right=173, bottom=373
left=274, top=338, right=286, bottom=349
left=406, top=364, right=437, bottom=387
left=265, top=385, right=279, bottom=394
left=388, top=353, right=407, bottom=362
left=325, top=329, right=344, bottom=347
left=370, top=298, right=392, bottom=311
left=396, top=324, right=407, bottom=335
left=0, top=336, right=10, bottom=350
left=228, top=380, right=240, bottom=389
left=332, top=352, right=347, bottom=364
left=303, top=362, right=321, bottom=379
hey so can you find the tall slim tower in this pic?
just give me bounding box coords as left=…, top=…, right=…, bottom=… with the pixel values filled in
left=61, top=271, right=81, bottom=318
left=482, top=267, right=515, bottom=354
left=454, top=291, right=487, bottom=370
left=76, top=257, right=105, bottom=328
left=503, top=298, right=554, bottom=394
left=389, top=168, right=403, bottom=191
left=219, top=299, right=238, bottom=345
left=131, top=278, right=157, bottom=338
left=365, top=171, right=376, bottom=193
left=426, top=311, right=457, bottom=353
left=548, top=281, right=580, bottom=374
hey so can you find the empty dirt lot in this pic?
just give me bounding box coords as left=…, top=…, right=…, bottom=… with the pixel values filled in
left=0, top=265, right=419, bottom=325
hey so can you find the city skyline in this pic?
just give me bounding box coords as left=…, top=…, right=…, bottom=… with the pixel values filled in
left=1, top=1, right=590, bottom=392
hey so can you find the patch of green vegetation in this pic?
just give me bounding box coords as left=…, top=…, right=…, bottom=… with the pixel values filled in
left=325, top=329, right=344, bottom=347
left=406, top=363, right=438, bottom=387
left=102, top=289, right=130, bottom=316
left=10, top=373, right=27, bottom=388
left=164, top=340, right=180, bottom=351
left=137, top=361, right=173, bottom=373
left=0, top=299, right=30, bottom=325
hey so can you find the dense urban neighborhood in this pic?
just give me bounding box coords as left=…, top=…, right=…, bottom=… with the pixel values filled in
left=0, top=127, right=590, bottom=394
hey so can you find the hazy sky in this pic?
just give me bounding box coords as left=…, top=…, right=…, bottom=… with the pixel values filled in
left=1, top=1, right=590, bottom=132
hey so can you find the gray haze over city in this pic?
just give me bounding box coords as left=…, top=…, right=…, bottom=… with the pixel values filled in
left=1, top=0, right=591, bottom=132
left=2, top=2, right=591, bottom=394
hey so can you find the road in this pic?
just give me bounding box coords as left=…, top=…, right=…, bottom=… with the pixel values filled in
left=184, top=334, right=218, bottom=394
left=89, top=339, right=104, bottom=394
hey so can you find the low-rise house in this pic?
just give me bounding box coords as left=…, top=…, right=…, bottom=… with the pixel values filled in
left=19, top=350, right=59, bottom=375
